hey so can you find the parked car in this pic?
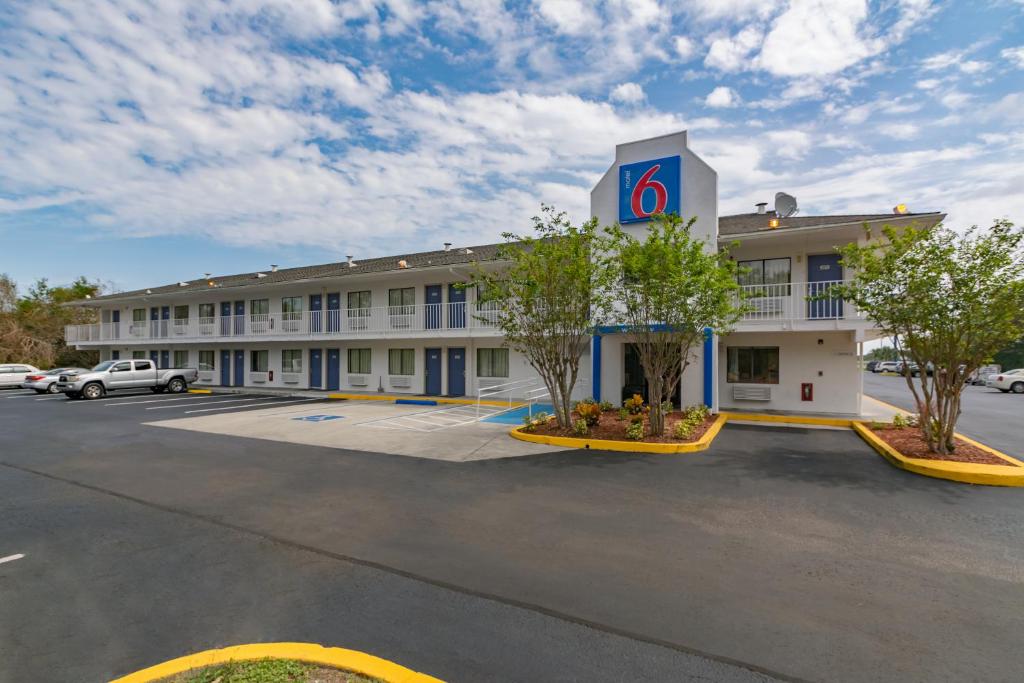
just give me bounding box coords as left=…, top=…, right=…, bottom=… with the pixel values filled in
left=865, top=360, right=880, bottom=372
left=0, top=363, right=40, bottom=388
left=968, top=364, right=1001, bottom=385
left=874, top=361, right=899, bottom=373
left=986, top=369, right=1024, bottom=394
left=22, top=367, right=88, bottom=394
left=57, top=359, right=199, bottom=400
left=894, top=361, right=917, bottom=376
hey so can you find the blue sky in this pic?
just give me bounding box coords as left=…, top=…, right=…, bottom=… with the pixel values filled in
left=1, top=0, right=1023, bottom=293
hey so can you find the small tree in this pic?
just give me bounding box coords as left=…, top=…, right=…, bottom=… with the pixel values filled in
left=472, top=206, right=612, bottom=429
left=833, top=220, right=1024, bottom=454
left=603, top=214, right=745, bottom=436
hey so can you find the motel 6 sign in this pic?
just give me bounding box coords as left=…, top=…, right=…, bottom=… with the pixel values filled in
left=618, top=155, right=681, bottom=224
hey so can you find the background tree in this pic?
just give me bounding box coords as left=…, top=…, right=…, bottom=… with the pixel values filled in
left=832, top=220, right=1024, bottom=454
left=472, top=206, right=612, bottom=429
left=602, top=214, right=745, bottom=436
left=0, top=274, right=105, bottom=367
left=865, top=344, right=900, bottom=361
left=993, top=338, right=1024, bottom=370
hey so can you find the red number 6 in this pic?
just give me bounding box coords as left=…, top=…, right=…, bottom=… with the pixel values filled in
left=630, top=164, right=667, bottom=218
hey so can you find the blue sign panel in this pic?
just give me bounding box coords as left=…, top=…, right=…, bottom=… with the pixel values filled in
left=618, top=155, right=681, bottom=224
left=292, top=414, right=344, bottom=422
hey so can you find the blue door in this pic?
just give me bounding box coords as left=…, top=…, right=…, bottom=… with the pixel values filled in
left=233, top=301, right=245, bottom=335
left=111, top=310, right=120, bottom=339
left=150, top=350, right=159, bottom=366
left=425, top=347, right=442, bottom=395
left=326, top=292, right=340, bottom=332
left=233, top=350, right=245, bottom=386
left=309, top=349, right=323, bottom=389
left=448, top=284, right=466, bottom=329
left=150, top=307, right=159, bottom=337
left=220, top=350, right=231, bottom=385
left=326, top=348, right=340, bottom=391
left=220, top=302, right=232, bottom=336
left=160, top=306, right=170, bottom=338
left=159, top=349, right=169, bottom=369
left=111, top=350, right=120, bottom=360
left=309, top=294, right=322, bottom=334
left=425, top=285, right=442, bottom=329
left=808, top=254, right=843, bottom=319
left=447, top=347, right=465, bottom=396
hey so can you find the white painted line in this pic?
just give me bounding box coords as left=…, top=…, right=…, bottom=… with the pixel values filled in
left=0, top=553, right=25, bottom=565
left=182, top=397, right=318, bottom=414
left=146, top=397, right=275, bottom=410
left=34, top=396, right=66, bottom=401
left=3, top=393, right=37, bottom=399
left=104, top=395, right=210, bottom=407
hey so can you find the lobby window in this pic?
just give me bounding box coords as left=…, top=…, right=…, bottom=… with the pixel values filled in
left=738, top=258, right=791, bottom=295
left=477, top=348, right=509, bottom=378
left=348, top=348, right=371, bottom=374
left=282, top=349, right=303, bottom=373
left=727, top=347, right=780, bottom=384
left=388, top=348, right=415, bottom=376
left=250, top=350, right=269, bottom=373
left=198, top=350, right=215, bottom=371
left=173, top=350, right=189, bottom=368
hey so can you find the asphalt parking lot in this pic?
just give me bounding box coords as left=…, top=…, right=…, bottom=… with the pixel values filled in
left=2, top=388, right=1024, bottom=683
left=863, top=372, right=1021, bottom=456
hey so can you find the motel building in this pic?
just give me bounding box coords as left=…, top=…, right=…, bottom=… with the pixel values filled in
left=65, top=131, right=943, bottom=417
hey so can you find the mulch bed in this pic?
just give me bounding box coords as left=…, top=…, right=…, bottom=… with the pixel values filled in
left=530, top=409, right=717, bottom=444
left=869, top=425, right=1014, bottom=466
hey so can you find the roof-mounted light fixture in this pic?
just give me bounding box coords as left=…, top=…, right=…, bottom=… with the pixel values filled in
left=398, top=259, right=408, bottom=269
left=893, top=204, right=909, bottom=214
left=768, top=217, right=780, bottom=228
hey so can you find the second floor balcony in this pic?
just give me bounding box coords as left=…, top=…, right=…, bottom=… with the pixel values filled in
left=66, top=302, right=503, bottom=344
left=733, top=279, right=867, bottom=329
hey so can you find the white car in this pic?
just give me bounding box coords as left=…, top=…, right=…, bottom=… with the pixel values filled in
left=986, top=369, right=1024, bottom=394
left=22, top=367, right=88, bottom=394
left=0, top=363, right=40, bottom=389
left=874, top=361, right=900, bottom=373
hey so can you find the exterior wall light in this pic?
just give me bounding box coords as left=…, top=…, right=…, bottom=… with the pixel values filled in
left=768, top=217, right=780, bottom=228
left=893, top=204, right=908, bottom=214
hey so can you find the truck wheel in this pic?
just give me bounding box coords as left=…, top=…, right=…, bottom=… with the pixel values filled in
left=82, top=382, right=104, bottom=400
left=1012, top=382, right=1024, bottom=394
left=46, top=382, right=60, bottom=394
left=167, top=378, right=187, bottom=393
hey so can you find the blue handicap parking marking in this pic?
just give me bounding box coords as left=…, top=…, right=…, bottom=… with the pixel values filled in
left=292, top=414, right=344, bottom=422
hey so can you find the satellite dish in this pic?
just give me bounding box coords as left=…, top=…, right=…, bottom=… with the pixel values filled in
left=775, top=192, right=798, bottom=217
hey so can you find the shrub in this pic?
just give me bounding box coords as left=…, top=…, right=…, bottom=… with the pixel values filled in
left=573, top=418, right=589, bottom=436
left=618, top=407, right=629, bottom=422
left=521, top=411, right=549, bottom=432
left=673, top=419, right=694, bottom=440
left=629, top=413, right=644, bottom=424
left=576, top=401, right=602, bottom=426
left=891, top=413, right=919, bottom=428
left=599, top=400, right=614, bottom=411
left=625, top=420, right=644, bottom=440
left=521, top=413, right=536, bottom=432
left=623, top=393, right=645, bottom=415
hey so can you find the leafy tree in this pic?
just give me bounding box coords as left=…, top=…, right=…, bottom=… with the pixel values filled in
left=865, top=345, right=899, bottom=361
left=832, top=220, right=1024, bottom=454
left=993, top=338, right=1024, bottom=370
left=472, top=206, right=613, bottom=428
left=602, top=214, right=745, bottom=436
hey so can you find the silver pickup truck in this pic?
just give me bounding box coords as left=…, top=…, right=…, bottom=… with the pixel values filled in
left=58, top=359, right=199, bottom=400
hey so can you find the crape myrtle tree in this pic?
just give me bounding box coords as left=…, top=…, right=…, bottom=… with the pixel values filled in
left=602, top=214, right=746, bottom=436
left=472, top=206, right=612, bottom=429
left=832, top=220, right=1024, bottom=454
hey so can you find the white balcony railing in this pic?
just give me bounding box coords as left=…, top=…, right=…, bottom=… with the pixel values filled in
left=66, top=301, right=498, bottom=343
left=735, top=280, right=864, bottom=324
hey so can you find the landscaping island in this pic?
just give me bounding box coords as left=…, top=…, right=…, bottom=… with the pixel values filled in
left=155, top=658, right=379, bottom=683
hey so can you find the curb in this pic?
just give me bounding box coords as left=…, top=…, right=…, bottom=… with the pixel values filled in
left=720, top=411, right=855, bottom=428
left=851, top=422, right=1024, bottom=487
left=509, top=413, right=727, bottom=453
left=187, top=389, right=213, bottom=394
left=108, top=642, right=445, bottom=683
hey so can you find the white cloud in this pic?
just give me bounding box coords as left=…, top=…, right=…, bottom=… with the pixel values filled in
left=765, top=130, right=812, bottom=159
left=879, top=123, right=920, bottom=140
left=610, top=82, right=645, bottom=104
left=756, top=0, right=879, bottom=77
left=687, top=0, right=782, bottom=21
left=939, top=91, right=972, bottom=109
left=705, top=86, right=739, bottom=108
left=916, top=78, right=941, bottom=90
left=704, top=26, right=763, bottom=72
left=1001, top=46, right=1024, bottom=69
left=534, top=0, right=599, bottom=36
left=922, top=48, right=990, bottom=74
left=673, top=36, right=697, bottom=61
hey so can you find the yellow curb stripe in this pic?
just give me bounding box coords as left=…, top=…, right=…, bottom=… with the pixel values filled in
left=851, top=422, right=1024, bottom=487
left=109, top=642, right=445, bottom=683
left=187, top=389, right=213, bottom=394
left=720, top=411, right=855, bottom=428
left=510, top=413, right=727, bottom=453
left=327, top=392, right=521, bottom=408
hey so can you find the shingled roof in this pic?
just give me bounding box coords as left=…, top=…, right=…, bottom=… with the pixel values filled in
left=718, top=211, right=944, bottom=237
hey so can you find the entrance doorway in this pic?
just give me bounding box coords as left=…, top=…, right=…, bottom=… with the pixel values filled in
left=622, top=344, right=681, bottom=407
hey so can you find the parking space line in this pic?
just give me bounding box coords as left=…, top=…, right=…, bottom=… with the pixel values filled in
left=182, top=398, right=319, bottom=414
left=0, top=553, right=25, bottom=565
left=34, top=396, right=65, bottom=401
left=2, top=393, right=37, bottom=399
left=104, top=395, right=211, bottom=407
left=146, top=397, right=276, bottom=410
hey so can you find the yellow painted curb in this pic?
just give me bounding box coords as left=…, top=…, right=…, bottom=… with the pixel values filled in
left=510, top=413, right=727, bottom=453
left=109, top=642, right=445, bottom=683
left=187, top=389, right=213, bottom=394
left=327, top=392, right=520, bottom=408
left=721, top=411, right=855, bottom=428
left=852, top=422, right=1024, bottom=487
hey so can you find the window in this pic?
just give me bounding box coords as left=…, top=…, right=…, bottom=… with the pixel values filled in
left=112, top=362, right=132, bottom=372
left=250, top=299, right=269, bottom=315
left=388, top=287, right=415, bottom=312
left=198, top=303, right=215, bottom=319
left=281, top=296, right=302, bottom=316
left=347, top=290, right=371, bottom=314
left=173, top=350, right=189, bottom=368
left=132, top=308, right=146, bottom=323
left=198, top=350, right=215, bottom=371
left=134, top=360, right=153, bottom=371
left=727, top=347, right=780, bottom=384
left=738, top=258, right=791, bottom=294
left=132, top=350, right=146, bottom=359
left=388, top=348, right=415, bottom=375
left=477, top=348, right=509, bottom=378
left=173, top=305, right=189, bottom=321
left=348, top=348, right=371, bottom=374
left=251, top=350, right=269, bottom=372
left=282, top=349, right=303, bottom=373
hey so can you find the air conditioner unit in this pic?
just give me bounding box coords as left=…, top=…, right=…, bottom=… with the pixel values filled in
left=732, top=385, right=771, bottom=401
left=348, top=375, right=369, bottom=386
left=389, top=376, right=412, bottom=388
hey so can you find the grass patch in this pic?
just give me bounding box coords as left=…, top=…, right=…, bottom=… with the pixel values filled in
left=159, top=658, right=383, bottom=683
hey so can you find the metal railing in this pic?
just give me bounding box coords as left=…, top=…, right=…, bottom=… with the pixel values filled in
left=735, top=280, right=863, bottom=323
left=66, top=302, right=500, bottom=343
